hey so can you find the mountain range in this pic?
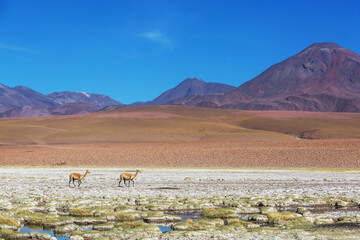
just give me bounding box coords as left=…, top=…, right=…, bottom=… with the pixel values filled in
left=1, top=42, right=360, bottom=118
left=0, top=85, right=124, bottom=118
left=170, top=42, right=360, bottom=112
left=129, top=77, right=236, bottom=107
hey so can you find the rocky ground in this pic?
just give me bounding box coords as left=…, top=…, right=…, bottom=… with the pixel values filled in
left=1, top=168, right=360, bottom=239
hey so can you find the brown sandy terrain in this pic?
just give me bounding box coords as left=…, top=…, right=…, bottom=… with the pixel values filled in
left=0, top=140, right=359, bottom=168
left=241, top=110, right=358, bottom=120
left=0, top=106, right=359, bottom=145
left=0, top=106, right=359, bottom=167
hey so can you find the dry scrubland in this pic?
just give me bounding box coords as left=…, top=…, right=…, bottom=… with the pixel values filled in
left=0, top=105, right=359, bottom=145
left=0, top=105, right=359, bottom=168
left=0, top=140, right=360, bottom=168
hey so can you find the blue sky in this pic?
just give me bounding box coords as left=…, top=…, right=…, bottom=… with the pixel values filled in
left=0, top=0, right=360, bottom=104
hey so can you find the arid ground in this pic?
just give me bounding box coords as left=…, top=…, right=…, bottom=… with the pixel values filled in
left=0, top=140, right=360, bottom=168
left=1, top=106, right=360, bottom=239
left=0, top=106, right=359, bottom=168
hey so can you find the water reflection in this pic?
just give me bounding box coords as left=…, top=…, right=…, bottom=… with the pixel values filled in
left=19, top=226, right=69, bottom=240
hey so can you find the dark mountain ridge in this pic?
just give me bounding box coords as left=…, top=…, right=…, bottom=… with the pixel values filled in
left=0, top=84, right=122, bottom=118
left=0, top=84, right=55, bottom=113
left=239, top=42, right=360, bottom=98
left=129, top=77, right=236, bottom=107
left=151, top=77, right=237, bottom=105
left=172, top=42, right=360, bottom=112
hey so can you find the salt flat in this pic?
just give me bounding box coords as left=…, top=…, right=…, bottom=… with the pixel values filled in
left=2, top=168, right=360, bottom=239
left=1, top=168, right=360, bottom=199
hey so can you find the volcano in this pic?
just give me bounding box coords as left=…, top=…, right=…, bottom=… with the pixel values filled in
left=171, top=43, right=360, bottom=112
left=239, top=42, right=360, bottom=98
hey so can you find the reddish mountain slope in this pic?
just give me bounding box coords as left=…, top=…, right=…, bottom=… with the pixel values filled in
left=169, top=90, right=253, bottom=108
left=171, top=43, right=360, bottom=112
left=151, top=77, right=236, bottom=105
left=239, top=42, right=360, bottom=98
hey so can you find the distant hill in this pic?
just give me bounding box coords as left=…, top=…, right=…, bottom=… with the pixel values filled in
left=0, top=84, right=122, bottom=118
left=129, top=77, right=236, bottom=106
left=169, top=90, right=254, bottom=108
left=151, top=77, right=236, bottom=105
left=0, top=105, right=51, bottom=118
left=46, top=91, right=122, bottom=108
left=172, top=43, right=360, bottom=112
left=0, top=84, right=55, bottom=113
left=48, top=102, right=100, bottom=116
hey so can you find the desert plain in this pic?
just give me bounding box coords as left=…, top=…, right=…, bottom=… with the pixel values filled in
left=0, top=106, right=360, bottom=239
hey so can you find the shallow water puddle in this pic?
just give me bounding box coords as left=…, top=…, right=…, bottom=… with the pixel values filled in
left=19, top=226, right=92, bottom=240
left=19, top=226, right=69, bottom=240
left=158, top=225, right=173, bottom=233
left=156, top=211, right=201, bottom=233
left=164, top=210, right=202, bottom=222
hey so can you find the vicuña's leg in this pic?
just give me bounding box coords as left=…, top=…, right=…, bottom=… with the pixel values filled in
left=132, top=179, right=135, bottom=187
left=69, top=179, right=72, bottom=187
left=119, top=175, right=123, bottom=187
left=78, top=180, right=82, bottom=187
left=72, top=179, right=76, bottom=187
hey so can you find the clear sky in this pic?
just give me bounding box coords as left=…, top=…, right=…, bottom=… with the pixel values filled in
left=0, top=0, right=360, bottom=104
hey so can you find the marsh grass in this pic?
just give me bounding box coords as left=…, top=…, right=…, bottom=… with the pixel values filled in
left=0, top=215, right=20, bottom=227
left=201, top=208, right=237, bottom=218
left=174, top=218, right=224, bottom=231
left=226, top=219, right=250, bottom=226
left=115, top=221, right=143, bottom=228
left=16, top=209, right=34, bottom=215
left=114, top=205, right=129, bottom=211
left=144, top=204, right=156, bottom=210
left=115, top=221, right=160, bottom=233
left=113, top=212, right=135, bottom=221
left=23, top=213, right=58, bottom=225
left=267, top=211, right=299, bottom=224
left=0, top=229, right=15, bottom=239
left=69, top=208, right=92, bottom=217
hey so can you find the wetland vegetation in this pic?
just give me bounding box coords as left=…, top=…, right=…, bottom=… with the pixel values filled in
left=1, top=168, right=360, bottom=239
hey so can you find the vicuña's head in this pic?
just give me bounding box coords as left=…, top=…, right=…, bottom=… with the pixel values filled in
left=136, top=169, right=141, bottom=173
left=86, top=170, right=90, bottom=174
